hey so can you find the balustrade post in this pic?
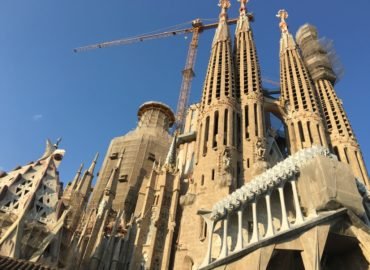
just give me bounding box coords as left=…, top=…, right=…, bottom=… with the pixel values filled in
left=219, top=217, right=229, bottom=259
left=200, top=219, right=215, bottom=267
left=278, top=185, right=290, bottom=231
left=235, top=208, right=243, bottom=251
left=265, top=193, right=274, bottom=237
left=290, top=180, right=304, bottom=224
left=250, top=201, right=259, bottom=243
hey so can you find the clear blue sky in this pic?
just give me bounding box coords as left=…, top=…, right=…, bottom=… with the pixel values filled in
left=0, top=0, right=369, bottom=185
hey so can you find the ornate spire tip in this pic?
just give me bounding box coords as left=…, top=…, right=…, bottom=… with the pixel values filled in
left=276, top=9, right=289, bottom=33
left=238, top=0, right=248, bottom=13
left=218, top=0, right=231, bottom=10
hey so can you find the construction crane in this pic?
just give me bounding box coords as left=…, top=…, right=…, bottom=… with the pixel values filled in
left=74, top=18, right=239, bottom=132
left=74, top=15, right=280, bottom=131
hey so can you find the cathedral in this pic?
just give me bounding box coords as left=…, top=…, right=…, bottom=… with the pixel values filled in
left=0, top=1, right=369, bottom=269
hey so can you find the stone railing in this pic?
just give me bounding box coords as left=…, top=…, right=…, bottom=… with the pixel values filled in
left=199, top=146, right=333, bottom=268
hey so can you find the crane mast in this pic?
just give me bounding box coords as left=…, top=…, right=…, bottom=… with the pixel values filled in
left=175, top=20, right=201, bottom=132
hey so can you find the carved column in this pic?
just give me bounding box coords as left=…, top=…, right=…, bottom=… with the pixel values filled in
left=219, top=217, right=229, bottom=259
left=250, top=201, right=259, bottom=243
left=201, top=219, right=216, bottom=267
left=265, top=193, right=275, bottom=237
left=235, top=209, right=244, bottom=251
left=290, top=180, right=304, bottom=224
left=278, top=185, right=290, bottom=230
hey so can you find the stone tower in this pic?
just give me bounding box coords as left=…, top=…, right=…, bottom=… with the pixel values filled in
left=174, top=0, right=242, bottom=267
left=128, top=136, right=180, bottom=270
left=277, top=10, right=328, bottom=153
left=296, top=24, right=369, bottom=187
left=196, top=0, right=240, bottom=191
left=234, top=0, right=267, bottom=181
left=88, top=101, right=175, bottom=221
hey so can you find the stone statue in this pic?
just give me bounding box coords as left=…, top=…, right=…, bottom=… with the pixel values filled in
left=255, top=138, right=266, bottom=161
left=222, top=148, right=231, bottom=170
left=355, top=179, right=370, bottom=221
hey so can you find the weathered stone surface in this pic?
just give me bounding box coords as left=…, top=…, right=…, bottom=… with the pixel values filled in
left=298, top=156, right=365, bottom=216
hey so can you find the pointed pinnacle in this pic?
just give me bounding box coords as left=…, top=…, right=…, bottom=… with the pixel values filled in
left=238, top=0, right=248, bottom=13
left=78, top=163, right=84, bottom=174
left=88, top=152, right=99, bottom=174
left=164, top=134, right=177, bottom=168
left=105, top=150, right=124, bottom=195
left=71, top=163, right=84, bottom=190
left=218, top=0, right=231, bottom=21
left=114, top=150, right=124, bottom=170
left=277, top=9, right=289, bottom=33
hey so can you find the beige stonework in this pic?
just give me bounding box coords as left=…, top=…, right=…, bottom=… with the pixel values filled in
left=88, top=101, right=175, bottom=221
left=0, top=3, right=369, bottom=270
left=296, top=24, right=369, bottom=187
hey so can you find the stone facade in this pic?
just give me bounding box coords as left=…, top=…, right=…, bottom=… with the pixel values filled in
left=0, top=1, right=369, bottom=270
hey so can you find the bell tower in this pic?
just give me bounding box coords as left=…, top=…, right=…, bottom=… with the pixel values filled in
left=277, top=10, right=328, bottom=153
left=234, top=0, right=267, bottom=182
left=196, top=0, right=241, bottom=191
left=296, top=24, right=369, bottom=186
left=174, top=1, right=242, bottom=267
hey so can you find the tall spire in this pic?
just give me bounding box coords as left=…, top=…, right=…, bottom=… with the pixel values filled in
left=296, top=24, right=369, bottom=186
left=277, top=9, right=328, bottom=153
left=234, top=0, right=267, bottom=181
left=195, top=0, right=240, bottom=193
left=201, top=0, right=236, bottom=109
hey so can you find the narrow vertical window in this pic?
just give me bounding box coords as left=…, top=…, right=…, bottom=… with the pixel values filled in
left=298, top=121, right=305, bottom=142
left=289, top=123, right=296, bottom=153
left=224, top=109, right=228, bottom=145
left=317, top=124, right=323, bottom=146
left=201, top=175, right=205, bottom=186
left=237, top=162, right=241, bottom=187
left=199, top=218, right=207, bottom=241
left=333, top=146, right=340, bottom=161
left=211, top=169, right=215, bottom=180
left=197, top=123, right=203, bottom=162
left=344, top=147, right=350, bottom=164
left=213, top=111, right=219, bottom=148
left=245, top=105, right=249, bottom=139
left=254, top=103, right=258, bottom=136
left=232, top=111, right=236, bottom=146
left=203, top=117, right=210, bottom=155
left=261, top=104, right=266, bottom=137
left=237, top=113, right=241, bottom=149
left=307, top=122, right=313, bottom=144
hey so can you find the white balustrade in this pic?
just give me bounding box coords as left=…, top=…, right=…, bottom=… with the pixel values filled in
left=200, top=146, right=333, bottom=267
